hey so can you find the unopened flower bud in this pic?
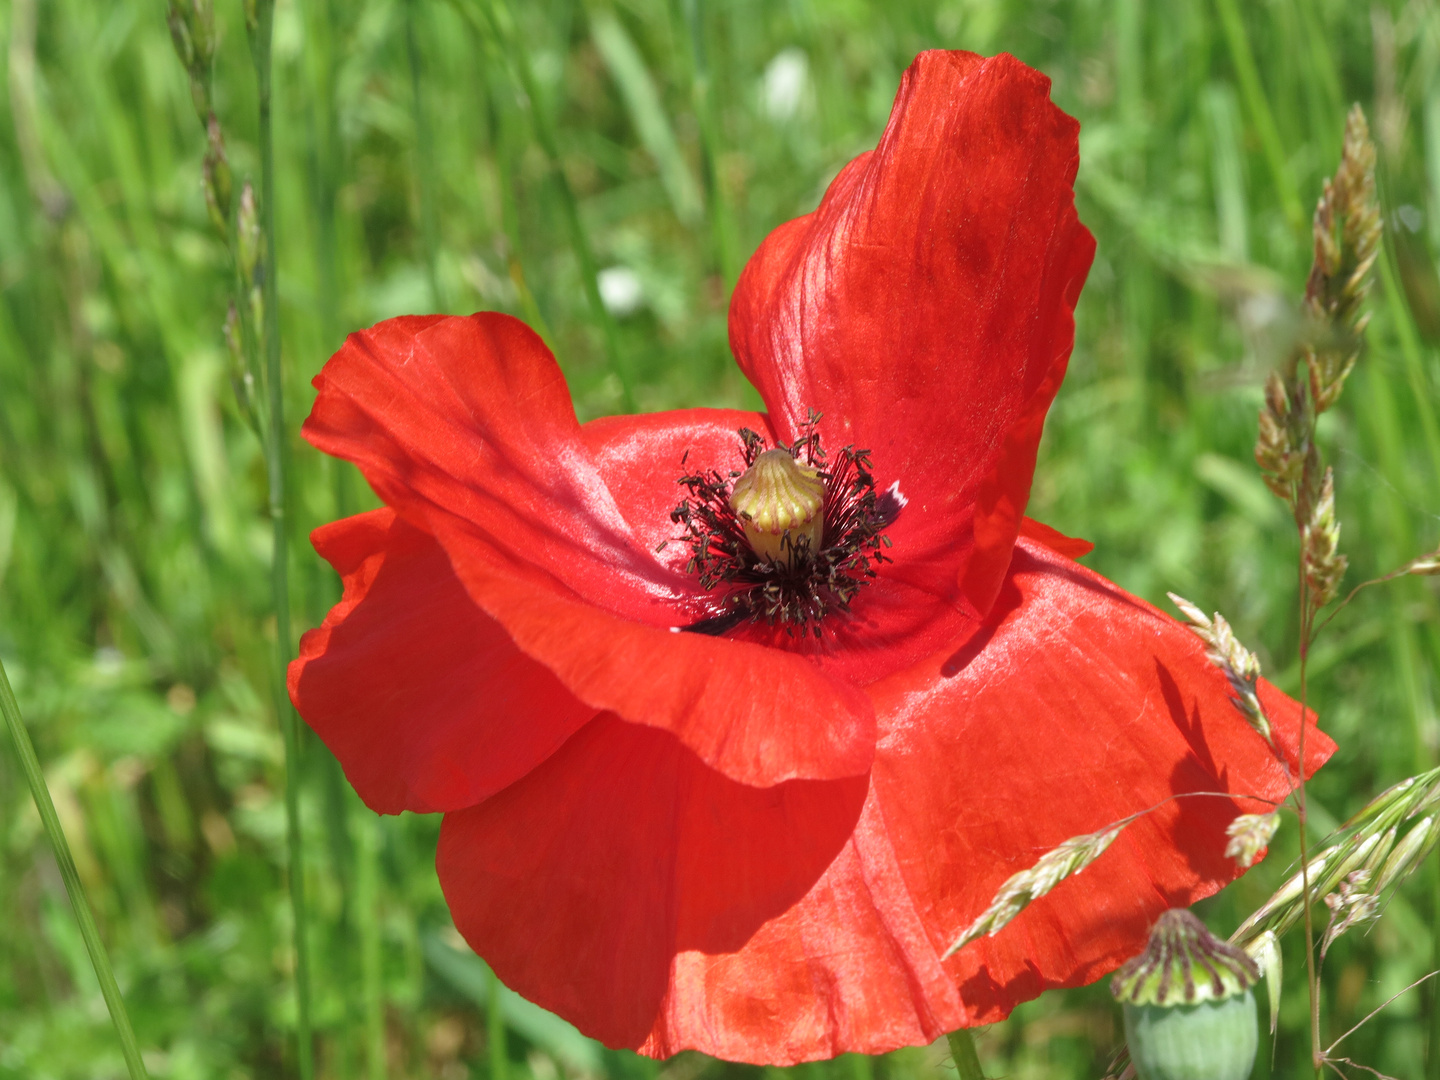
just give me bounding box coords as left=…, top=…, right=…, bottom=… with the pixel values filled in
left=1377, top=816, right=1438, bottom=893
left=1409, top=550, right=1440, bottom=576
left=1112, top=909, right=1259, bottom=1080
left=165, top=1, right=196, bottom=72
left=729, top=449, right=824, bottom=566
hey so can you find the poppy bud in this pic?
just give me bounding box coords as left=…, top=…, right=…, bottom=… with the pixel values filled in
left=1111, top=908, right=1259, bottom=1080
left=729, top=448, right=824, bottom=566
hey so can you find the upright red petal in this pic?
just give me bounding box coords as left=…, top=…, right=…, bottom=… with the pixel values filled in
left=729, top=52, right=1095, bottom=619
left=303, top=320, right=876, bottom=786
left=288, top=509, right=597, bottom=814
left=437, top=540, right=1330, bottom=1064
left=305, top=313, right=674, bottom=615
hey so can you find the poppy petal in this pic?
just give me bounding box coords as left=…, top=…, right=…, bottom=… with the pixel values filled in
left=863, top=538, right=1331, bottom=1030
left=288, top=508, right=597, bottom=814
left=437, top=539, right=1329, bottom=1063
left=580, top=407, right=776, bottom=556
left=427, top=537, right=876, bottom=785
left=729, top=51, right=1095, bottom=620
left=304, top=313, right=678, bottom=616
left=1018, top=515, right=1094, bottom=559
left=302, top=315, right=875, bottom=786
left=439, top=715, right=871, bottom=1056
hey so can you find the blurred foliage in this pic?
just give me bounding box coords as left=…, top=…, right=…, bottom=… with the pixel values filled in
left=1, top=0, right=1440, bottom=1077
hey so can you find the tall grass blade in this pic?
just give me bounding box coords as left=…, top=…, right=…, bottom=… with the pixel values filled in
left=461, top=0, right=634, bottom=407
left=0, top=656, right=151, bottom=1080
left=1378, top=255, right=1440, bottom=487
left=589, top=8, right=703, bottom=228
left=1213, top=0, right=1305, bottom=230
left=673, top=0, right=739, bottom=286
left=489, top=966, right=508, bottom=1080
left=248, top=2, right=315, bottom=1075
left=482, top=49, right=555, bottom=344
left=407, top=0, right=445, bottom=311
left=356, top=809, right=387, bottom=1080
left=424, top=932, right=601, bottom=1071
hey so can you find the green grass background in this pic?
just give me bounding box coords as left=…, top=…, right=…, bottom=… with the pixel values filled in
left=2, top=0, right=1440, bottom=1076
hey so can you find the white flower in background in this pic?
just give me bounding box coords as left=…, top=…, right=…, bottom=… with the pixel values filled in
left=763, top=48, right=809, bottom=121
left=597, top=266, right=644, bottom=317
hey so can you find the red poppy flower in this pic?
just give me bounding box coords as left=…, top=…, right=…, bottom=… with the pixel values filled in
left=290, top=51, right=1331, bottom=1064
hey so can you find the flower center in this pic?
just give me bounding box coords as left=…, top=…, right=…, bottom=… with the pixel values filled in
left=665, top=416, right=902, bottom=637
left=728, top=449, right=825, bottom=567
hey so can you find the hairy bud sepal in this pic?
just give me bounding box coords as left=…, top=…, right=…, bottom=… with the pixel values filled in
left=1113, top=909, right=1259, bottom=1080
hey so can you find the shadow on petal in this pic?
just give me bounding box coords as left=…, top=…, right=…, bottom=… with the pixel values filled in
left=438, top=715, right=869, bottom=1050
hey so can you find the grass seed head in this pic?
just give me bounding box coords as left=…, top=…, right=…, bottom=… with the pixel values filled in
left=1321, top=870, right=1378, bottom=959
left=1301, top=467, right=1347, bottom=609
left=944, top=824, right=1125, bottom=957
left=1225, top=811, right=1280, bottom=868
left=1168, top=595, right=1272, bottom=746
left=1303, top=105, right=1380, bottom=415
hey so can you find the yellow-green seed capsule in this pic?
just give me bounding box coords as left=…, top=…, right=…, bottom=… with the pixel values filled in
left=729, top=449, right=824, bottom=567
left=1112, top=909, right=1259, bottom=1080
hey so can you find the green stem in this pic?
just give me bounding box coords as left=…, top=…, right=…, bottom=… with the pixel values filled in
left=1430, top=856, right=1440, bottom=1080
left=483, top=50, right=552, bottom=343
left=946, top=1030, right=986, bottom=1080
left=305, top=0, right=344, bottom=356
left=1297, top=554, right=1322, bottom=1076
left=488, top=966, right=507, bottom=1080
left=1213, top=0, right=1305, bottom=232
left=0, top=657, right=151, bottom=1080
left=357, top=809, right=386, bottom=1080
left=674, top=0, right=739, bottom=288
left=405, top=0, right=444, bottom=311
left=250, top=5, right=315, bottom=1077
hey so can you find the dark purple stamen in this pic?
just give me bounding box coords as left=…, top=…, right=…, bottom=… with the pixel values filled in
left=664, top=411, right=898, bottom=638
